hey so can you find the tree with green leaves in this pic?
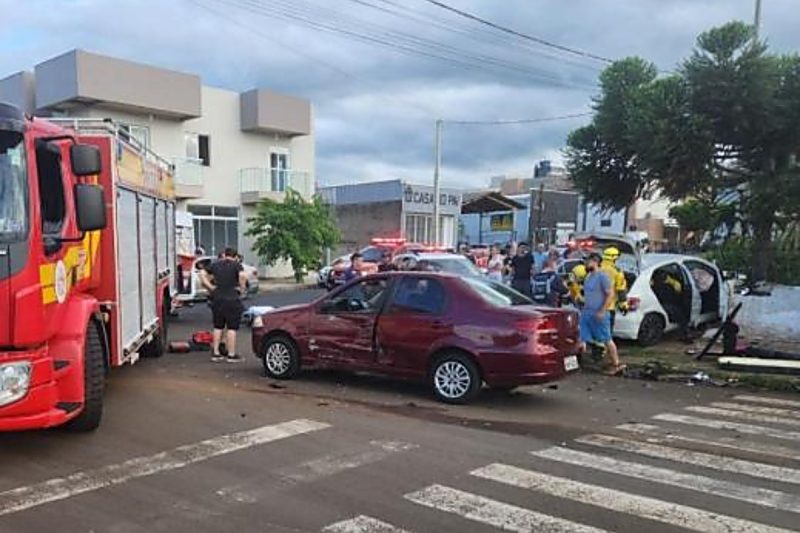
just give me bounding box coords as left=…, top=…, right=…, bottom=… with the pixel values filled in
left=566, top=21, right=800, bottom=281
left=246, top=189, right=340, bottom=282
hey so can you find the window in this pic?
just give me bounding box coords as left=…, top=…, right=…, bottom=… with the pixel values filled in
left=185, top=133, right=210, bottom=166
left=119, top=123, right=150, bottom=150
left=0, top=131, right=28, bottom=242
left=391, top=277, right=446, bottom=314
left=270, top=150, right=289, bottom=191
left=188, top=205, right=239, bottom=256
left=327, top=278, right=388, bottom=313
left=464, top=277, right=532, bottom=307
left=35, top=139, right=66, bottom=238
left=600, top=219, right=612, bottom=227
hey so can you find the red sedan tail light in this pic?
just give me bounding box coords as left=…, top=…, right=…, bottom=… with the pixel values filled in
left=514, top=317, right=558, bottom=334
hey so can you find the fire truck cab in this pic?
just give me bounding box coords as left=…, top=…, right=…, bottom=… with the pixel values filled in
left=0, top=103, right=175, bottom=432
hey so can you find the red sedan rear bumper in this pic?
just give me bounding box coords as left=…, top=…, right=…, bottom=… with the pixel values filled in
left=479, top=349, right=578, bottom=387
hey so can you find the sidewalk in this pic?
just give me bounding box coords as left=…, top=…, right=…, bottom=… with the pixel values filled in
left=603, top=339, right=800, bottom=394
left=258, top=276, right=319, bottom=293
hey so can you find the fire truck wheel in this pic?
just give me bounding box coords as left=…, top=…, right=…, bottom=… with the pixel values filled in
left=65, top=320, right=106, bottom=432
left=142, top=297, right=169, bottom=358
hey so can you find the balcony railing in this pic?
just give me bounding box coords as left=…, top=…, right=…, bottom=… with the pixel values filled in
left=239, top=168, right=313, bottom=199
left=173, top=157, right=204, bottom=186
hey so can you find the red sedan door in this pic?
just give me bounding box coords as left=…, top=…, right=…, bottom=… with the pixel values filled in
left=308, top=277, right=389, bottom=366
left=376, top=276, right=449, bottom=374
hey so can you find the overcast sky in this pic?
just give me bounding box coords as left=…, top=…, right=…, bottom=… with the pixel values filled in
left=1, top=0, right=797, bottom=188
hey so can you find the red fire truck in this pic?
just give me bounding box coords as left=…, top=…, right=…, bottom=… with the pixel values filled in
left=0, top=103, right=175, bottom=431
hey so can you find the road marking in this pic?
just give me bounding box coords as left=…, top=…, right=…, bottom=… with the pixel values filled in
left=616, top=423, right=800, bottom=461
left=281, top=440, right=417, bottom=482
left=0, top=419, right=330, bottom=517
left=472, top=463, right=793, bottom=533
left=575, top=434, right=800, bottom=485
left=652, top=413, right=800, bottom=442
left=710, top=402, right=800, bottom=419
left=734, top=395, right=800, bottom=409
left=322, top=515, right=411, bottom=533
left=405, top=484, right=608, bottom=533
left=685, top=406, right=800, bottom=427
left=532, top=447, right=800, bottom=513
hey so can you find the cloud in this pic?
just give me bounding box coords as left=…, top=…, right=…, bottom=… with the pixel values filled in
left=1, top=0, right=797, bottom=189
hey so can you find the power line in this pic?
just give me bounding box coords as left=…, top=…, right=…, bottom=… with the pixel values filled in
left=445, top=112, right=592, bottom=125
left=344, top=0, right=603, bottom=73
left=420, top=0, right=614, bottom=64
left=210, top=0, right=597, bottom=90
left=187, top=0, right=443, bottom=117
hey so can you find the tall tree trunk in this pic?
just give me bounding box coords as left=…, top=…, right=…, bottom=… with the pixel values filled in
left=751, top=217, right=773, bottom=282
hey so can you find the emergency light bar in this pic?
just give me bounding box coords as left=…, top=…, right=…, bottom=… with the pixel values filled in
left=371, top=237, right=406, bottom=246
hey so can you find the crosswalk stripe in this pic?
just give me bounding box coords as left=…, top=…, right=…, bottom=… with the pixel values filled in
left=710, top=402, right=800, bottom=418
left=734, top=395, right=800, bottom=409
left=653, top=413, right=800, bottom=442
left=472, top=463, right=793, bottom=533
left=575, top=434, right=800, bottom=485
left=686, top=406, right=800, bottom=427
left=405, top=484, right=608, bottom=533
left=616, top=423, right=800, bottom=461
left=0, top=419, right=330, bottom=517
left=532, top=447, right=800, bottom=513
left=322, top=515, right=410, bottom=533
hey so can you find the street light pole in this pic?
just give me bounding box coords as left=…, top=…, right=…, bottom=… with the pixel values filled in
left=433, top=119, right=443, bottom=246
left=754, top=0, right=762, bottom=40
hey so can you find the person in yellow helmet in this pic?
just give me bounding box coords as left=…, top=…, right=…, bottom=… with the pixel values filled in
left=599, top=246, right=628, bottom=332
left=567, top=263, right=587, bottom=306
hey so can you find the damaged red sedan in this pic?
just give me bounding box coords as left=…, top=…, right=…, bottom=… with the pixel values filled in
left=251, top=272, right=580, bottom=404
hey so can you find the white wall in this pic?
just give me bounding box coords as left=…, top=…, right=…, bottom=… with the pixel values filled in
left=74, top=85, right=315, bottom=276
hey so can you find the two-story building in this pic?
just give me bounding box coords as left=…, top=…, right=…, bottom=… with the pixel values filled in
left=0, top=49, right=315, bottom=274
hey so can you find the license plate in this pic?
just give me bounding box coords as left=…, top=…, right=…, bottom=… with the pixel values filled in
left=564, top=355, right=579, bottom=372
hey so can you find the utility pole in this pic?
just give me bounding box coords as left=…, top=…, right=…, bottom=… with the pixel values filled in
left=754, top=0, right=762, bottom=41
left=433, top=119, right=443, bottom=245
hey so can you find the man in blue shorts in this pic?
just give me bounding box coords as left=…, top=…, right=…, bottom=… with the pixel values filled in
left=580, top=253, right=625, bottom=376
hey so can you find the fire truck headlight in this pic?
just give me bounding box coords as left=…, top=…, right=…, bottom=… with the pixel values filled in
left=0, top=362, right=32, bottom=407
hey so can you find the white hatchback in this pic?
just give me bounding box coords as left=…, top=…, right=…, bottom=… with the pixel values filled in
left=614, top=254, right=731, bottom=345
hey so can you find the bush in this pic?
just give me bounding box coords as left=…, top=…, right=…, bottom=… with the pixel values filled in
left=705, top=238, right=800, bottom=285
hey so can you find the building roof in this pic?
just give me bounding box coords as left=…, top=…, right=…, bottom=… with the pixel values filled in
left=461, top=191, right=526, bottom=214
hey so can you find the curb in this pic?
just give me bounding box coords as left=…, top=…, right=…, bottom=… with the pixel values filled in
left=594, top=358, right=800, bottom=394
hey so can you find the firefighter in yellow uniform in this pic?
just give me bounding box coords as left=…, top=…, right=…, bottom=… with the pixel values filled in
left=567, top=263, right=587, bottom=307
left=599, top=247, right=628, bottom=331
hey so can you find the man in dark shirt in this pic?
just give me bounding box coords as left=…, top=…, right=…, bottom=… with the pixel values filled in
left=201, top=247, right=248, bottom=362
left=510, top=242, right=534, bottom=297
left=343, top=252, right=364, bottom=282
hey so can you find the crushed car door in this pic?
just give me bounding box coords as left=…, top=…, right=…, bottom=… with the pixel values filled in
left=308, top=277, right=388, bottom=365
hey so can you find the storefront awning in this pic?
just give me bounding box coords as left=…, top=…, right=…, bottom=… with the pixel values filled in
left=461, top=191, right=526, bottom=214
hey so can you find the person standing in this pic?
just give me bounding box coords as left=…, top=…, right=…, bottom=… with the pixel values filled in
left=599, top=246, right=629, bottom=332
left=580, top=253, right=625, bottom=376
left=532, top=257, right=568, bottom=306
left=510, top=243, right=534, bottom=297
left=200, top=247, right=248, bottom=363
left=486, top=245, right=505, bottom=282
left=344, top=252, right=364, bottom=282
left=533, top=243, right=548, bottom=274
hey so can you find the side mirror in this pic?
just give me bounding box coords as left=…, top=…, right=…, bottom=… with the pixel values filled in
left=74, top=184, right=107, bottom=232
left=71, top=144, right=102, bottom=176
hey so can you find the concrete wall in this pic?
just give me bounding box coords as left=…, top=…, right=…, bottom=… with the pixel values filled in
left=240, top=89, right=311, bottom=136
left=332, top=201, right=403, bottom=256
left=35, top=50, right=201, bottom=118
left=0, top=71, right=35, bottom=113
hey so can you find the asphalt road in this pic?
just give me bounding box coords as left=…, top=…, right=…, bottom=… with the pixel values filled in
left=0, top=288, right=798, bottom=532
